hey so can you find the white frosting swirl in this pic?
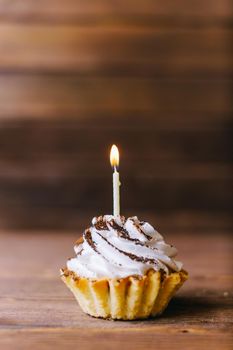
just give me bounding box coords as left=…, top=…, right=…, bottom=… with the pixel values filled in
left=67, top=215, right=183, bottom=279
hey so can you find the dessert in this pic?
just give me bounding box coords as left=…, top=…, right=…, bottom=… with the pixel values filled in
left=61, top=215, right=188, bottom=320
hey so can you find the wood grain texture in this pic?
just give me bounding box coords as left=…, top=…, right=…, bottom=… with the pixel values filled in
left=0, top=24, right=231, bottom=77
left=0, top=0, right=231, bottom=22
left=0, top=208, right=231, bottom=232
left=0, top=176, right=231, bottom=210
left=0, top=76, right=231, bottom=118
left=0, top=116, right=231, bottom=228
left=0, top=0, right=231, bottom=232
left=0, top=122, right=231, bottom=159
left=0, top=230, right=232, bottom=349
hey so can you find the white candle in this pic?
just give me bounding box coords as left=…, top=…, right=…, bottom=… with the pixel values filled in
left=110, top=145, right=120, bottom=216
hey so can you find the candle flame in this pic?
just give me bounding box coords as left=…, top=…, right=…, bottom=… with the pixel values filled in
left=110, top=144, right=119, bottom=168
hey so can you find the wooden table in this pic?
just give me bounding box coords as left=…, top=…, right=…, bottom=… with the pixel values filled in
left=0, top=229, right=232, bottom=350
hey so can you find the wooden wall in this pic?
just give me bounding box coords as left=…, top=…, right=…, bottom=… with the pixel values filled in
left=0, top=1, right=232, bottom=231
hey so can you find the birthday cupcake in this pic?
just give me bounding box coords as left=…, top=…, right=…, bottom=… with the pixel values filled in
left=61, top=215, right=188, bottom=320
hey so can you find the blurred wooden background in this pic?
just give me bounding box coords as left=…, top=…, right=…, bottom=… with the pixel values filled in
left=0, top=0, right=232, bottom=231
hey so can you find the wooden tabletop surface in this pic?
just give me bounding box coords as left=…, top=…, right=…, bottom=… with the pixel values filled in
left=0, top=228, right=232, bottom=350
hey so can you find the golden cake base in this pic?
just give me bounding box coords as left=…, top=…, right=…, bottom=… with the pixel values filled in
left=61, top=268, right=188, bottom=320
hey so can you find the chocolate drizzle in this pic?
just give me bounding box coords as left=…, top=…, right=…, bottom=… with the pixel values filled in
left=84, top=216, right=161, bottom=265
left=74, top=215, right=179, bottom=275
left=108, top=219, right=130, bottom=238
left=96, top=230, right=158, bottom=265
left=84, top=229, right=99, bottom=254
left=131, top=219, right=152, bottom=241
left=65, top=214, right=183, bottom=279
left=93, top=216, right=109, bottom=230
left=84, top=227, right=124, bottom=267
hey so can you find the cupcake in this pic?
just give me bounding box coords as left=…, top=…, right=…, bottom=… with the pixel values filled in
left=61, top=215, right=188, bottom=320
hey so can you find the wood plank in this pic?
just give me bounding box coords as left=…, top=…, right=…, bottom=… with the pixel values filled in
left=0, top=76, right=231, bottom=118
left=0, top=207, right=231, bottom=231
left=0, top=177, right=230, bottom=211
left=0, top=158, right=231, bottom=181
left=0, top=230, right=232, bottom=349
left=0, top=0, right=231, bottom=22
left=0, top=112, right=231, bottom=128
left=0, top=123, right=231, bottom=161
left=0, top=328, right=232, bottom=350
left=0, top=24, right=231, bottom=76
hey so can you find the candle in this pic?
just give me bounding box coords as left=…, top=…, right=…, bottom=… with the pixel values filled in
left=110, top=145, right=120, bottom=216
